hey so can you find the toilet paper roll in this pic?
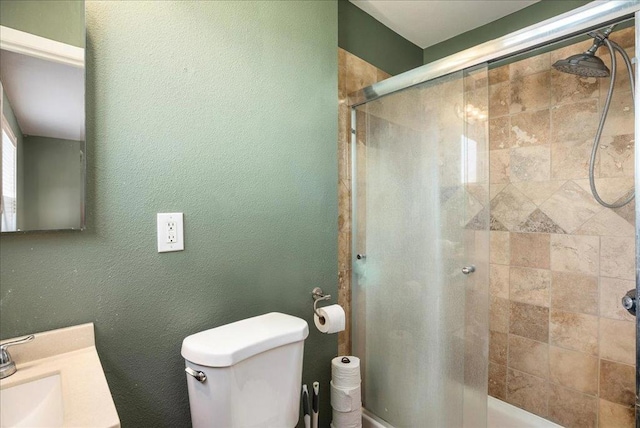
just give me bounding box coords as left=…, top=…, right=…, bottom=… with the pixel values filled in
left=330, top=381, right=361, bottom=412
left=332, top=408, right=362, bottom=428
left=314, top=304, right=346, bottom=334
left=331, top=356, right=361, bottom=388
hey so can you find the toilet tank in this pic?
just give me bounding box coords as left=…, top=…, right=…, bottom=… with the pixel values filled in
left=181, top=312, right=309, bottom=428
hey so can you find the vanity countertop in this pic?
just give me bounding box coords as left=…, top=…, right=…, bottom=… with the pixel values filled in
left=0, top=323, right=120, bottom=428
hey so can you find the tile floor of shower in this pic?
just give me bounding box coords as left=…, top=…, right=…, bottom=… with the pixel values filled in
left=338, top=24, right=636, bottom=428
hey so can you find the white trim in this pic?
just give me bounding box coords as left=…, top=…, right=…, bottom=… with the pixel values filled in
left=1, top=116, right=17, bottom=147
left=0, top=25, right=84, bottom=69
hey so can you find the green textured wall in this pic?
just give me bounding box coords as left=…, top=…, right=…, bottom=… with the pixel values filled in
left=0, top=0, right=85, bottom=48
left=0, top=1, right=338, bottom=427
left=21, top=136, right=83, bottom=231
left=423, top=0, right=593, bottom=64
left=338, top=0, right=422, bottom=75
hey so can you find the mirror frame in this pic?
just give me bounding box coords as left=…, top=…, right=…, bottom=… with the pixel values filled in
left=0, top=5, right=86, bottom=234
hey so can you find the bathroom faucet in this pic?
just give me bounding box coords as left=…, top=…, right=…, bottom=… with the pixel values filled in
left=0, top=335, right=35, bottom=379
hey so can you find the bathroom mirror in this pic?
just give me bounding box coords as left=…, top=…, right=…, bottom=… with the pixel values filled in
left=0, top=0, right=85, bottom=233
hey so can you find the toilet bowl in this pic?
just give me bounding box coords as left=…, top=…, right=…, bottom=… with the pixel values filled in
left=181, top=312, right=309, bottom=428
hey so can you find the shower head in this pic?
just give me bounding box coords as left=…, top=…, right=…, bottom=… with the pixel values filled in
left=552, top=52, right=610, bottom=77
left=552, top=28, right=613, bottom=78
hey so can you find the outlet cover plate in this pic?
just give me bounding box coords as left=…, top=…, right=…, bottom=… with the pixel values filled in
left=157, top=212, right=184, bottom=253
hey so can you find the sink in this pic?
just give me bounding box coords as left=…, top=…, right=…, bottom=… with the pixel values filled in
left=0, top=374, right=63, bottom=428
left=0, top=324, right=119, bottom=428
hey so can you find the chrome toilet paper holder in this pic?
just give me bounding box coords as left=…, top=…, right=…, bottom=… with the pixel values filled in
left=312, top=287, right=331, bottom=317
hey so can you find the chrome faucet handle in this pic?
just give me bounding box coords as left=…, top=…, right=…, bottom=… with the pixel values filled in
left=0, top=335, right=34, bottom=379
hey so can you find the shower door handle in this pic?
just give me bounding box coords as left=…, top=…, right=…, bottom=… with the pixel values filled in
left=461, top=266, right=475, bottom=275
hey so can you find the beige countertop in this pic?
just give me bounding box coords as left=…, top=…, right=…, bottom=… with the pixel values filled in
left=0, top=323, right=120, bottom=428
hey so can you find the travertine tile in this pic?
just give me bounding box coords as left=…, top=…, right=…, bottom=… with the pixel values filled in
left=510, top=109, right=550, bottom=147
left=345, top=52, right=378, bottom=95
left=490, top=216, right=508, bottom=232
left=338, top=104, right=351, bottom=181
left=599, top=134, right=634, bottom=179
left=600, top=277, right=636, bottom=321
left=612, top=190, right=636, bottom=226
left=599, top=399, right=635, bottom=428
left=376, top=69, right=391, bottom=82
left=510, top=71, right=551, bottom=114
left=548, top=383, right=597, bottom=428
left=490, top=183, right=507, bottom=200
left=600, top=236, right=635, bottom=280
left=575, top=208, right=635, bottom=237
left=490, top=264, right=509, bottom=299
left=489, top=65, right=509, bottom=85
left=549, top=346, right=598, bottom=395
left=508, top=334, right=549, bottom=378
left=338, top=48, right=347, bottom=101
left=600, top=26, right=634, bottom=50
left=549, top=310, right=598, bottom=355
left=510, top=301, right=549, bottom=343
left=466, top=184, right=489, bottom=207
left=600, top=318, right=635, bottom=365
left=338, top=179, right=351, bottom=233
left=599, top=359, right=635, bottom=407
left=506, top=368, right=548, bottom=417
left=539, top=181, right=602, bottom=233
left=550, top=70, right=599, bottom=105
left=510, top=233, right=550, bottom=269
left=490, top=185, right=537, bottom=231
left=550, top=234, right=599, bottom=275
left=338, top=232, right=350, bottom=271
left=489, top=362, right=507, bottom=400
left=489, top=82, right=510, bottom=118
left=510, top=53, right=550, bottom=79
left=511, top=180, right=565, bottom=206
left=489, top=331, right=507, bottom=365
left=551, top=100, right=599, bottom=142
left=575, top=177, right=635, bottom=204
left=489, top=117, right=510, bottom=150
left=510, top=145, right=551, bottom=182
left=490, top=231, right=510, bottom=265
left=516, top=209, right=566, bottom=234
left=490, top=149, right=510, bottom=184
left=510, top=267, right=550, bottom=307
left=551, top=271, right=598, bottom=315
left=490, top=296, right=509, bottom=333
left=601, top=90, right=634, bottom=137
left=598, top=45, right=634, bottom=92
left=550, top=138, right=596, bottom=180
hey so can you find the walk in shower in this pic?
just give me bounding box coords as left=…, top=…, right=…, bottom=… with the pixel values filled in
left=348, top=2, right=640, bottom=427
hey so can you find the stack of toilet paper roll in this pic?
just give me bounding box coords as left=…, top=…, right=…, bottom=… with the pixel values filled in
left=331, top=356, right=362, bottom=428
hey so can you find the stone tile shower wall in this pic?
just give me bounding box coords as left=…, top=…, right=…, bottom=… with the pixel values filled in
left=487, top=27, right=636, bottom=428
left=338, top=48, right=391, bottom=356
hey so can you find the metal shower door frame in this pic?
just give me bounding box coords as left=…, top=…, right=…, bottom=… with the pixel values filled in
left=349, top=1, right=640, bottom=425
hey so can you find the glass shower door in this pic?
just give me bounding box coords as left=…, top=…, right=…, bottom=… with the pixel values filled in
left=352, top=66, right=489, bottom=428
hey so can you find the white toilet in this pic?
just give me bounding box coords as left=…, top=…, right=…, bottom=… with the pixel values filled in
left=181, top=312, right=309, bottom=428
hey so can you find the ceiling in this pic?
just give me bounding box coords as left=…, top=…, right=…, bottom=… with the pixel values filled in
left=350, top=0, right=540, bottom=49
left=1, top=49, right=84, bottom=141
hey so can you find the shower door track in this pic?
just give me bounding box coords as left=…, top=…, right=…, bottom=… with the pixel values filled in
left=349, top=1, right=640, bottom=426
left=348, top=1, right=640, bottom=107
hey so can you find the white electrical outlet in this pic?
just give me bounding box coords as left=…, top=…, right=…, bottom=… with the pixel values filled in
left=157, top=213, right=184, bottom=253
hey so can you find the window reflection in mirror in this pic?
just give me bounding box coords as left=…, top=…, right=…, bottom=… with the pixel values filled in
left=0, top=0, right=85, bottom=232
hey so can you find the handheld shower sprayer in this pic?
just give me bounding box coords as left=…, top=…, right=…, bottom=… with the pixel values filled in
left=552, top=25, right=635, bottom=208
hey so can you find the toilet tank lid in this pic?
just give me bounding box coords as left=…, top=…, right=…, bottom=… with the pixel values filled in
left=181, top=312, right=309, bottom=367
